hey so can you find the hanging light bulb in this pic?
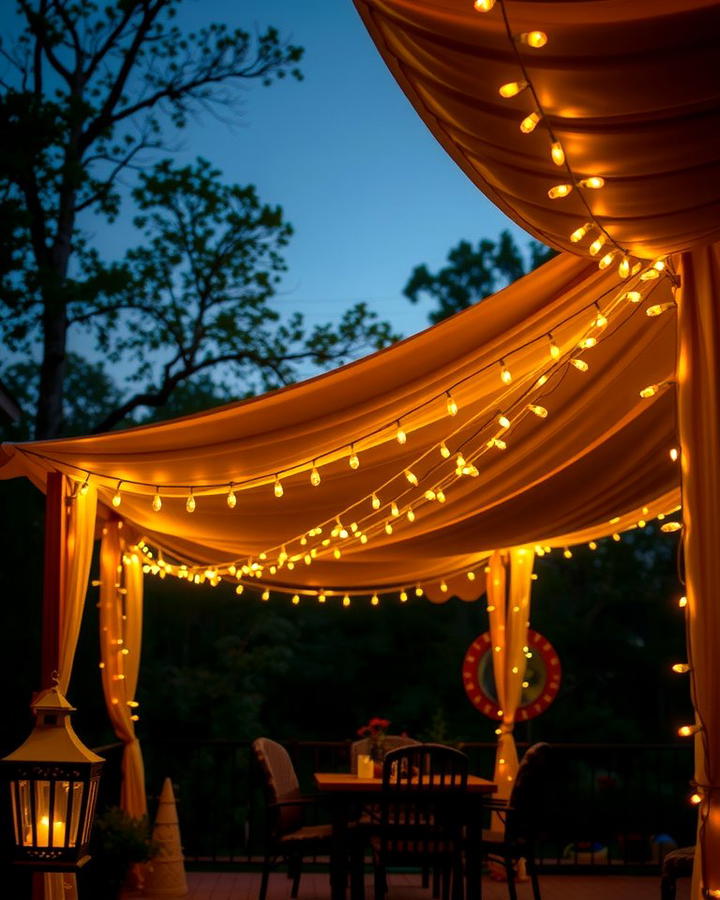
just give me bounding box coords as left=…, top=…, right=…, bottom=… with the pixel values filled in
left=371, top=492, right=381, bottom=510
left=348, top=444, right=360, bottom=470
left=669, top=447, right=679, bottom=462
left=593, top=306, right=608, bottom=328
left=415, top=586, right=424, bottom=597
left=579, top=176, right=605, bottom=189
left=261, top=590, right=270, bottom=601
left=342, top=594, right=351, bottom=607
left=446, top=392, right=458, bottom=416
left=405, top=469, right=419, bottom=486
left=424, top=489, right=436, bottom=501
left=690, top=792, right=702, bottom=806
left=588, top=541, right=598, bottom=550
left=588, top=235, right=606, bottom=256
left=439, top=441, right=451, bottom=459
left=273, top=474, right=284, bottom=498
left=618, top=256, right=631, bottom=278
left=598, top=250, right=617, bottom=270
left=646, top=303, right=675, bottom=317
left=640, top=268, right=660, bottom=281
left=499, top=360, right=512, bottom=384
left=661, top=521, right=682, bottom=533
left=678, top=595, right=688, bottom=607
left=391, top=501, right=400, bottom=517
left=624, top=291, right=642, bottom=303
left=152, top=489, right=162, bottom=512
left=473, top=0, right=495, bottom=10
left=499, top=80, right=528, bottom=98
left=640, top=384, right=659, bottom=398
left=570, top=223, right=592, bottom=243
left=385, top=521, right=393, bottom=535
left=550, top=141, right=565, bottom=166
left=570, top=358, right=589, bottom=372
left=112, top=481, right=122, bottom=508
left=186, top=489, right=196, bottom=513
left=497, top=414, right=511, bottom=429
left=436, top=489, right=446, bottom=503
left=520, top=111, right=541, bottom=134
left=672, top=663, right=691, bottom=674
left=310, top=463, right=321, bottom=487
left=578, top=337, right=597, bottom=349
left=371, top=593, right=380, bottom=606
left=536, top=373, right=548, bottom=387
left=227, top=485, right=237, bottom=508
left=548, top=183, right=573, bottom=199
left=519, top=31, right=547, bottom=48
left=528, top=404, right=548, bottom=418
left=563, top=547, right=572, bottom=559
left=653, top=258, right=666, bottom=271
left=548, top=334, right=560, bottom=359
left=406, top=508, right=416, bottom=522
left=396, top=422, right=407, bottom=445
left=400, top=590, right=408, bottom=602
left=292, top=594, right=300, bottom=605
left=318, top=593, right=326, bottom=603
left=678, top=724, right=700, bottom=737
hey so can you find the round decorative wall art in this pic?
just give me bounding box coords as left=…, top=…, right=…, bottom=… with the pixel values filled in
left=462, top=629, right=561, bottom=721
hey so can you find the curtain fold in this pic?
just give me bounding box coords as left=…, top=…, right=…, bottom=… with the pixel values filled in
left=486, top=547, right=535, bottom=806
left=99, top=519, right=147, bottom=818
left=677, top=246, right=720, bottom=900
left=58, top=479, right=97, bottom=693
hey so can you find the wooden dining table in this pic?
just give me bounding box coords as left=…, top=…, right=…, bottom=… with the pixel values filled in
left=314, top=771, right=497, bottom=900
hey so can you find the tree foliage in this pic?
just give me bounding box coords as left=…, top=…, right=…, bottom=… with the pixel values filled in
left=404, top=230, right=556, bottom=324
left=0, top=0, right=396, bottom=439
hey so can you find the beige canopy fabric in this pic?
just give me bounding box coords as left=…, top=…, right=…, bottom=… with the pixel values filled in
left=0, top=250, right=680, bottom=598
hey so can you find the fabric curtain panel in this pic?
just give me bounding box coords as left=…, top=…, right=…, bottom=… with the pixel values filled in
left=99, top=519, right=147, bottom=817
left=486, top=548, right=535, bottom=808
left=677, top=245, right=720, bottom=900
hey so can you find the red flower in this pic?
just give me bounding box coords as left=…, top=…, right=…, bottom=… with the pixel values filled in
left=357, top=717, right=391, bottom=737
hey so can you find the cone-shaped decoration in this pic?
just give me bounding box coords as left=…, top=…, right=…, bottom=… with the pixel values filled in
left=143, top=778, right=188, bottom=897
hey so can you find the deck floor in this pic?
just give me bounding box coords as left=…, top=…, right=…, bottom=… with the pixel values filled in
left=132, top=869, right=691, bottom=900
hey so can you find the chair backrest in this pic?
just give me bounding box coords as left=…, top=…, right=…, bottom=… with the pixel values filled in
left=377, top=744, right=469, bottom=858
left=251, top=737, right=303, bottom=835
left=506, top=742, right=552, bottom=841
left=351, top=734, right=420, bottom=771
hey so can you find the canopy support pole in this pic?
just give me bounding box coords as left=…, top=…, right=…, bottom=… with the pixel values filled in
left=40, top=471, right=65, bottom=689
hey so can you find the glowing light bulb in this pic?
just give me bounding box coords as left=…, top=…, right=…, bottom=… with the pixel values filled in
left=598, top=251, right=616, bottom=270
left=406, top=508, right=416, bottom=522
left=579, top=176, right=605, bottom=189
left=112, top=483, right=122, bottom=508
left=625, top=291, right=642, bottom=303
left=593, top=307, right=608, bottom=328
left=456, top=453, right=466, bottom=469
left=391, top=501, right=400, bottom=517
left=333, top=548, right=341, bottom=559
left=536, top=373, right=548, bottom=387
left=690, top=792, right=702, bottom=805
left=612, top=532, right=621, bottom=542
left=467, top=571, right=476, bottom=581
left=186, top=491, right=196, bottom=513
left=415, top=586, right=424, bottom=597
left=550, top=141, right=565, bottom=166
left=446, top=392, right=458, bottom=416
left=679, top=595, right=688, bottom=608
left=311, top=464, right=321, bottom=487
left=549, top=334, right=560, bottom=359
left=528, top=404, right=548, bottom=418
left=588, top=541, right=597, bottom=550
left=396, top=422, right=407, bottom=445
left=262, top=590, right=270, bottom=601
left=385, top=522, right=393, bottom=535
left=669, top=447, right=679, bottom=462
left=226, top=487, right=237, bottom=509
left=424, top=489, right=436, bottom=501
left=578, top=337, right=597, bottom=349
left=653, top=258, right=666, bottom=271
left=273, top=475, right=283, bottom=498
left=618, top=256, right=631, bottom=278
left=371, top=594, right=379, bottom=606
left=661, top=521, right=682, bottom=533
left=497, top=414, right=511, bottom=429
left=678, top=724, right=699, bottom=737
left=342, top=594, right=351, bottom=607
left=348, top=445, right=360, bottom=470
left=440, top=441, right=451, bottom=459
left=563, top=548, right=572, bottom=559
left=500, top=360, right=512, bottom=384
left=548, top=183, right=573, bottom=199
left=570, top=223, right=592, bottom=243
left=400, top=591, right=408, bottom=602
left=318, top=593, right=326, bottom=603
left=371, top=492, right=381, bottom=509
left=588, top=235, right=606, bottom=256
left=405, top=469, right=418, bottom=486
left=473, top=0, right=495, bottom=10
left=436, top=489, right=446, bottom=503
left=520, top=111, right=540, bottom=134
left=640, top=268, right=660, bottom=281
left=640, top=384, right=659, bottom=398
left=489, top=437, right=507, bottom=450
left=499, top=80, right=528, bottom=98
left=672, top=663, right=690, bottom=674
left=292, top=594, right=300, bottom=605
left=646, top=303, right=675, bottom=317
left=519, top=31, right=547, bottom=48
left=235, top=584, right=244, bottom=595
left=570, top=358, right=589, bottom=372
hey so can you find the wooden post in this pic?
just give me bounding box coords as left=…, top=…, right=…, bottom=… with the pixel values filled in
left=40, top=471, right=65, bottom=689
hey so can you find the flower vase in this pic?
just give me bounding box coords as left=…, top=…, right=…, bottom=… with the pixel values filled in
left=370, top=739, right=385, bottom=778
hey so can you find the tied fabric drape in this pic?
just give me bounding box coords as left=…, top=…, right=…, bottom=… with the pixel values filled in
left=58, top=478, right=97, bottom=693
left=99, top=519, right=147, bottom=817
left=677, top=246, right=720, bottom=900
left=486, top=547, right=535, bottom=806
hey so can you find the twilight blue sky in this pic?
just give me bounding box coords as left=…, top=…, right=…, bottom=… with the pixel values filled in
left=101, top=0, right=528, bottom=342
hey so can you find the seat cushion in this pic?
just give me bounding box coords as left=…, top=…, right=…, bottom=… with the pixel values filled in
left=279, top=823, right=334, bottom=844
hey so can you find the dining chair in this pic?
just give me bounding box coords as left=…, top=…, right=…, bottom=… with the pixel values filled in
left=252, top=737, right=335, bottom=900
left=370, top=743, right=469, bottom=900
left=481, top=742, right=553, bottom=900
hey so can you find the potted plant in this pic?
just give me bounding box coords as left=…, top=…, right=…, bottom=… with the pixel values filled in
left=79, top=806, right=155, bottom=899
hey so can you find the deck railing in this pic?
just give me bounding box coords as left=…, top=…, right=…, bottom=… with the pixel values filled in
left=116, top=739, right=695, bottom=870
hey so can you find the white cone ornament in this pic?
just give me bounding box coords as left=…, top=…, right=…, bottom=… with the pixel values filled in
left=143, top=778, right=188, bottom=897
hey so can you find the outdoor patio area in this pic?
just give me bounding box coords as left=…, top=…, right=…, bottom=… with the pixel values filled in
left=134, top=870, right=691, bottom=900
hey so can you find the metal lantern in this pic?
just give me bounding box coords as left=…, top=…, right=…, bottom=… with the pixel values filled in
left=2, top=686, right=104, bottom=870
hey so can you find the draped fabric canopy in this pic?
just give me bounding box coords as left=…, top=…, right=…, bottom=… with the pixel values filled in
left=0, top=250, right=680, bottom=598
